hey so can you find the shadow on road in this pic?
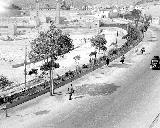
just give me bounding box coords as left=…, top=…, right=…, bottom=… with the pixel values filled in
left=147, top=39, right=157, bottom=42
left=35, top=110, right=50, bottom=116
left=75, top=83, right=120, bottom=97
left=109, top=63, right=131, bottom=68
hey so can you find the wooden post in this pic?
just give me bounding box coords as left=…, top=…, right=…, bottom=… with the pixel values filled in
left=3, top=95, right=9, bottom=117
left=24, top=45, right=27, bottom=90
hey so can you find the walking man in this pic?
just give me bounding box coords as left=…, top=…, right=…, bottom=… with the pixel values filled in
left=120, top=55, right=125, bottom=64
left=141, top=47, right=145, bottom=54
left=106, top=57, right=110, bottom=66
left=68, top=84, right=75, bottom=100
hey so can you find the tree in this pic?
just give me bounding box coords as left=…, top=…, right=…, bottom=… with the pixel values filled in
left=29, top=25, right=74, bottom=62
left=131, top=9, right=142, bottom=28
left=61, top=0, right=71, bottom=10
left=90, top=34, right=107, bottom=52
left=9, top=4, right=22, bottom=10
left=0, top=75, right=13, bottom=90
left=101, top=45, right=107, bottom=56
left=122, top=24, right=140, bottom=42
left=73, top=55, right=81, bottom=73
left=29, top=24, right=74, bottom=95
left=139, top=14, right=151, bottom=38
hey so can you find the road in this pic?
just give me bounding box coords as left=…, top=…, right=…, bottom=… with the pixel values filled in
left=1, top=27, right=160, bottom=128
left=27, top=27, right=160, bottom=128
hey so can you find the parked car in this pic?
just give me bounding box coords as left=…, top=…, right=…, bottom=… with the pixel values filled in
left=150, top=56, right=160, bottom=69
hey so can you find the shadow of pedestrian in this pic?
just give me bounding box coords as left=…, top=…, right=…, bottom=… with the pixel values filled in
left=147, top=39, right=157, bottom=42
left=74, top=95, right=85, bottom=99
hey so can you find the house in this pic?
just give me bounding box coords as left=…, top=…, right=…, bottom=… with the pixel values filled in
left=151, top=16, right=160, bottom=25
left=94, top=9, right=110, bottom=19
left=108, top=7, right=120, bottom=19
left=120, top=6, right=127, bottom=14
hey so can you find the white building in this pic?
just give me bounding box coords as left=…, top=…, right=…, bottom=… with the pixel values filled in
left=151, top=16, right=160, bottom=25
left=94, top=10, right=110, bottom=19
left=128, top=5, right=134, bottom=11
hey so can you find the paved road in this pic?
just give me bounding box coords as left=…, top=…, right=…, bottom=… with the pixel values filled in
left=1, top=27, right=160, bottom=128
left=14, top=27, right=160, bottom=128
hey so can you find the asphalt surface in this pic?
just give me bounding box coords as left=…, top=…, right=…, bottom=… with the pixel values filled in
left=1, top=26, right=160, bottom=128
left=17, top=27, right=160, bottom=128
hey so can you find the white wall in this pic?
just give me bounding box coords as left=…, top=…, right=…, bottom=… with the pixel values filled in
left=152, top=17, right=160, bottom=25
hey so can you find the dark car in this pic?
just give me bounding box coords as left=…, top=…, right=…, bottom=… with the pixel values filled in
left=150, top=56, right=160, bottom=69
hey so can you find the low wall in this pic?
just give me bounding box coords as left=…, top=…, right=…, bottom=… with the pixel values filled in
left=7, top=88, right=49, bottom=108
left=6, top=62, right=106, bottom=109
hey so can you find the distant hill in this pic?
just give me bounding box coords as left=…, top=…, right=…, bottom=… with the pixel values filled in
left=11, top=0, right=139, bottom=9
left=135, top=0, right=160, bottom=5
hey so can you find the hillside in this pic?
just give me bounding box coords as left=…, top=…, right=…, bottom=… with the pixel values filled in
left=136, top=0, right=160, bottom=5
left=11, top=0, right=139, bottom=9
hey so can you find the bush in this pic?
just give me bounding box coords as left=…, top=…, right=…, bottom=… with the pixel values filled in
left=82, top=64, right=89, bottom=69
left=40, top=61, right=60, bottom=71
left=65, top=70, right=74, bottom=77
left=108, top=48, right=119, bottom=57
left=0, top=75, right=13, bottom=90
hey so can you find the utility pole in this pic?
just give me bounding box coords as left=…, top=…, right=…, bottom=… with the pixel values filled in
left=50, top=0, right=61, bottom=96
left=56, top=0, right=60, bottom=26
left=24, top=45, right=27, bottom=90
left=50, top=56, right=54, bottom=96
left=35, top=0, right=40, bottom=18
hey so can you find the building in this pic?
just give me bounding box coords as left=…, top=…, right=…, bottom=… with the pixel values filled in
left=108, top=7, right=120, bottom=19
left=151, top=16, right=160, bottom=25
left=94, top=9, right=110, bottom=19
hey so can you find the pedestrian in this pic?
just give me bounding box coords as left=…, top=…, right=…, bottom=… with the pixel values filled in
left=141, top=47, right=145, bottom=54
left=89, top=57, right=92, bottom=64
left=84, top=38, right=86, bottom=43
left=120, top=55, right=125, bottom=64
left=68, top=84, right=75, bottom=100
left=94, top=58, right=97, bottom=65
left=106, top=57, right=110, bottom=66
left=117, top=31, right=119, bottom=37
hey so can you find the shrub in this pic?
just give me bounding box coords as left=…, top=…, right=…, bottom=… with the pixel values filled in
left=0, top=75, right=13, bottom=90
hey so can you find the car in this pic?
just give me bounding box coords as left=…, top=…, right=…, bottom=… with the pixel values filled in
left=150, top=56, right=160, bottom=69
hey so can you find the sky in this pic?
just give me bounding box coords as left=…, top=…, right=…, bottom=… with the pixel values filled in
left=0, top=0, right=12, bottom=13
